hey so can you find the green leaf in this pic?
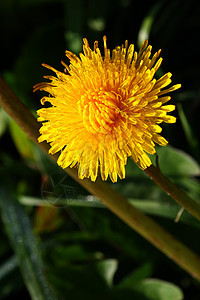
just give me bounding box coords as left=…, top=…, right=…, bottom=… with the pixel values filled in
left=156, top=145, right=200, bottom=177
left=175, top=177, right=200, bottom=202
left=9, top=118, right=36, bottom=162
left=19, top=195, right=104, bottom=208
left=117, top=262, right=153, bottom=289
left=177, top=103, right=200, bottom=161
left=132, top=278, right=183, bottom=300
left=34, top=145, right=59, bottom=175
left=129, top=199, right=200, bottom=229
left=137, top=1, right=164, bottom=46
left=47, top=263, right=110, bottom=296
left=52, top=244, right=98, bottom=264
left=126, top=145, right=200, bottom=178
left=19, top=195, right=200, bottom=229
left=96, top=259, right=118, bottom=287
left=0, top=187, right=59, bottom=300
left=0, top=256, right=18, bottom=281
left=0, top=256, right=23, bottom=300
left=0, top=108, right=8, bottom=137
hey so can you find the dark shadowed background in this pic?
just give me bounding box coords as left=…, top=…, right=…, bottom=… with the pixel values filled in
left=0, top=0, right=200, bottom=299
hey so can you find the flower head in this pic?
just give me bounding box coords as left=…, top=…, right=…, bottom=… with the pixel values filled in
left=34, top=37, right=180, bottom=183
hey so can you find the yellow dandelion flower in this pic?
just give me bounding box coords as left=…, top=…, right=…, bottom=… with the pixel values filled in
left=34, top=37, right=181, bottom=183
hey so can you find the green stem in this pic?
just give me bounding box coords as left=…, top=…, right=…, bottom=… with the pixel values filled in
left=1, top=77, right=200, bottom=280
left=144, top=165, right=200, bottom=221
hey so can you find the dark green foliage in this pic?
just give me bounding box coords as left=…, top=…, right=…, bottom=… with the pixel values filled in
left=0, top=0, right=200, bottom=299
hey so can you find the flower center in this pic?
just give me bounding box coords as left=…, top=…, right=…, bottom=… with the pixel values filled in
left=78, top=89, right=124, bottom=134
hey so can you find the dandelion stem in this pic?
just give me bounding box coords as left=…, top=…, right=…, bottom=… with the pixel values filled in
left=145, top=165, right=200, bottom=221
left=1, top=77, right=200, bottom=280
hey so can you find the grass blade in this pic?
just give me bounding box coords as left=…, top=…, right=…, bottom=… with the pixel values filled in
left=19, top=195, right=200, bottom=229
left=177, top=103, right=200, bottom=162
left=0, top=187, right=59, bottom=300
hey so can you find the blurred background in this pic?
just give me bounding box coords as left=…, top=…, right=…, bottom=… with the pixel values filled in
left=0, top=0, right=200, bottom=299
